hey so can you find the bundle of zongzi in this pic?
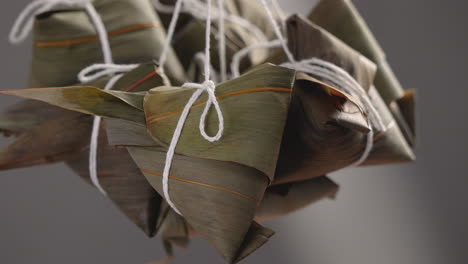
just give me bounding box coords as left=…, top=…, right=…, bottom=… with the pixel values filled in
left=0, top=0, right=417, bottom=263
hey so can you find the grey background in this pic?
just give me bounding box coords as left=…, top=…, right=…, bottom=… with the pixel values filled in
left=0, top=0, right=467, bottom=263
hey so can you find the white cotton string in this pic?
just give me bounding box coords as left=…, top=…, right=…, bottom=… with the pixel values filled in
left=80, top=63, right=139, bottom=195
left=217, top=0, right=227, bottom=82
left=259, top=0, right=295, bottom=64
left=153, top=0, right=269, bottom=53
left=158, top=0, right=185, bottom=77
left=352, top=129, right=374, bottom=167
left=270, top=0, right=286, bottom=32
left=152, top=0, right=179, bottom=13
left=9, top=0, right=89, bottom=44
left=78, top=63, right=139, bottom=83
left=154, top=0, right=271, bottom=73
left=258, top=0, right=383, bottom=167
left=224, top=15, right=269, bottom=44
left=194, top=52, right=219, bottom=83
left=11, top=0, right=127, bottom=193
left=281, top=58, right=386, bottom=167
left=161, top=0, right=224, bottom=215
left=83, top=2, right=113, bottom=64
left=9, top=0, right=113, bottom=64
left=230, top=39, right=281, bottom=78
left=285, top=58, right=386, bottom=130
left=88, top=74, right=123, bottom=195
left=202, top=0, right=213, bottom=80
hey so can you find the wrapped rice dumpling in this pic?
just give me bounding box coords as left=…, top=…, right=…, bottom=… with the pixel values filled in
left=0, top=63, right=166, bottom=236
left=1, top=0, right=192, bottom=236
left=272, top=15, right=415, bottom=184
left=0, top=0, right=416, bottom=262
left=308, top=0, right=416, bottom=146
left=28, top=0, right=186, bottom=87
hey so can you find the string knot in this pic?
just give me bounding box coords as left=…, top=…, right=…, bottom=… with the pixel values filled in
left=9, top=0, right=90, bottom=44
left=182, top=80, right=224, bottom=143
left=161, top=78, right=224, bottom=216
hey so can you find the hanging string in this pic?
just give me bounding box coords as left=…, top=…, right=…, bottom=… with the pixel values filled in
left=154, top=0, right=270, bottom=63
left=82, top=2, right=113, bottom=64
left=10, top=0, right=88, bottom=44
left=9, top=0, right=113, bottom=65
left=270, top=0, right=286, bottom=32
left=158, top=0, right=224, bottom=216
left=217, top=0, right=227, bottom=82
left=193, top=52, right=219, bottom=83
left=158, top=0, right=185, bottom=80
left=259, top=0, right=295, bottom=63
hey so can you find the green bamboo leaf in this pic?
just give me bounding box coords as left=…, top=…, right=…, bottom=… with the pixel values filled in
left=255, top=176, right=339, bottom=223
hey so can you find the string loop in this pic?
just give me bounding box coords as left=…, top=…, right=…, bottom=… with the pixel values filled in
left=10, top=0, right=114, bottom=65
left=158, top=0, right=224, bottom=216
left=78, top=63, right=139, bottom=84
left=9, top=0, right=90, bottom=44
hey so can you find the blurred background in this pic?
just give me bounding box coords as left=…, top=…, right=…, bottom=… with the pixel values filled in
left=0, top=0, right=467, bottom=263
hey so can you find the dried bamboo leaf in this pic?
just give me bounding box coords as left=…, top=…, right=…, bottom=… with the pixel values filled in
left=66, top=129, right=161, bottom=237
left=392, top=89, right=416, bottom=146
left=231, top=222, right=275, bottom=263
left=104, top=119, right=159, bottom=147
left=0, top=111, right=91, bottom=170
left=274, top=73, right=369, bottom=184
left=0, top=63, right=166, bottom=236
left=308, top=0, right=403, bottom=104
left=255, top=176, right=339, bottom=223
left=287, top=14, right=377, bottom=91
left=128, top=146, right=269, bottom=263
left=0, top=100, right=66, bottom=135
left=273, top=15, right=414, bottom=184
